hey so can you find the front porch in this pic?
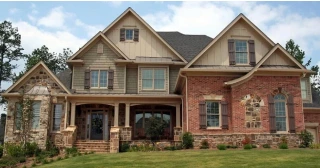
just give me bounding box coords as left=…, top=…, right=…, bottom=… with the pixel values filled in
left=63, top=96, right=183, bottom=153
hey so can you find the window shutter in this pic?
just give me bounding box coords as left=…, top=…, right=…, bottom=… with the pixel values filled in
left=248, top=40, right=256, bottom=66
left=84, top=69, right=90, bottom=89
left=287, top=95, right=295, bottom=133
left=199, top=101, right=206, bottom=129
left=120, top=28, right=125, bottom=41
left=268, top=95, right=276, bottom=133
left=228, top=39, right=235, bottom=65
left=221, top=102, right=228, bottom=129
left=108, top=70, right=114, bottom=89
left=133, top=29, right=139, bottom=41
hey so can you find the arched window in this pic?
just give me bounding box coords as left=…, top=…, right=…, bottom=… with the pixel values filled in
left=274, top=94, right=287, bottom=131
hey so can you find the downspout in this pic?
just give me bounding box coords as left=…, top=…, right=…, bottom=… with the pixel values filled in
left=179, top=72, right=188, bottom=132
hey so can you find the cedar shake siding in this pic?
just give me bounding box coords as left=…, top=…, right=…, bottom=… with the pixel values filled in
left=72, top=41, right=125, bottom=94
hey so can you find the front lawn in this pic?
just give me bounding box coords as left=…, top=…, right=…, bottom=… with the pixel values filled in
left=39, top=149, right=320, bottom=168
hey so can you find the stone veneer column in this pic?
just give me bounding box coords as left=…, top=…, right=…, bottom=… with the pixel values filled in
left=110, top=127, right=120, bottom=153
left=174, top=127, right=182, bottom=142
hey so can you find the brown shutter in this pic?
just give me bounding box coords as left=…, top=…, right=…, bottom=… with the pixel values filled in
left=248, top=40, right=256, bottom=66
left=287, top=95, right=295, bottom=133
left=108, top=70, right=114, bottom=89
left=199, top=101, right=206, bottom=129
left=221, top=102, right=228, bottom=129
left=268, top=95, right=276, bottom=133
left=120, top=28, right=125, bottom=41
left=133, top=29, right=139, bottom=41
left=228, top=39, right=235, bottom=65
left=84, top=69, right=90, bottom=89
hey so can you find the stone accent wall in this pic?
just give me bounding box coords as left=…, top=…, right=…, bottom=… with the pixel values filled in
left=120, top=127, right=132, bottom=141
left=110, top=127, right=120, bottom=153
left=174, top=127, right=182, bottom=141
left=186, top=76, right=303, bottom=134
left=193, top=133, right=301, bottom=148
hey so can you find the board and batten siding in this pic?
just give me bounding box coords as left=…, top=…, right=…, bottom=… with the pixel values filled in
left=105, top=13, right=181, bottom=61
left=262, top=49, right=295, bottom=66
left=72, top=40, right=125, bottom=94
left=126, top=67, right=138, bottom=94
left=169, top=66, right=180, bottom=94
left=194, top=20, right=272, bottom=66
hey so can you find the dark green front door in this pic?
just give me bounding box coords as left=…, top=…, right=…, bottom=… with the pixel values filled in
left=91, top=113, right=103, bottom=140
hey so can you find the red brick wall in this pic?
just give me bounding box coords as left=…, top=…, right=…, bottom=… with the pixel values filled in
left=186, top=75, right=303, bottom=134
left=304, top=110, right=320, bottom=142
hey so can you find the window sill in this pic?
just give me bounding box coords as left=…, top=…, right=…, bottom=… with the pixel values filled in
left=141, top=89, right=166, bottom=92
left=276, top=131, right=289, bottom=134
left=51, top=131, right=61, bottom=134
left=90, top=87, right=109, bottom=90
left=206, top=127, right=222, bottom=130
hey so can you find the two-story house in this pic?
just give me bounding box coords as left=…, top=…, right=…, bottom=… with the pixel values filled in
left=2, top=7, right=319, bottom=153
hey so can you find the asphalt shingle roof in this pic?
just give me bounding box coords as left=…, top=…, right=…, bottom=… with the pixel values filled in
left=157, top=31, right=213, bottom=62
left=56, top=69, right=72, bottom=91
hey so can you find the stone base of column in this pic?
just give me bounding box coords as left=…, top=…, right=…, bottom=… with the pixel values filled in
left=174, top=127, right=182, bottom=141
left=110, top=127, right=120, bottom=153
left=120, top=127, right=132, bottom=141
left=62, top=126, right=77, bottom=148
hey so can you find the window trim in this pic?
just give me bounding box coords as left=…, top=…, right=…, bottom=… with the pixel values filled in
left=274, top=94, right=288, bottom=133
left=51, top=104, right=63, bottom=133
left=141, top=67, right=166, bottom=91
left=205, top=101, right=221, bottom=129
left=234, top=40, right=249, bottom=65
left=90, top=69, right=108, bottom=89
left=125, top=29, right=134, bottom=41
left=300, top=78, right=308, bottom=100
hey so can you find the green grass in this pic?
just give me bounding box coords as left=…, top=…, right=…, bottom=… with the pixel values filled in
left=39, top=149, right=320, bottom=168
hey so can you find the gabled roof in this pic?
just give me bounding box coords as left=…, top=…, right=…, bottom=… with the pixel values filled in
left=224, top=44, right=311, bottom=86
left=185, top=13, right=276, bottom=68
left=68, top=32, right=129, bottom=61
left=4, top=61, right=72, bottom=95
left=56, top=69, right=72, bottom=91
left=102, top=7, right=187, bottom=63
left=157, top=32, right=213, bottom=62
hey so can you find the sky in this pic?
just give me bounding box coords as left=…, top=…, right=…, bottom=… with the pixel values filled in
left=1, top=1, right=320, bottom=113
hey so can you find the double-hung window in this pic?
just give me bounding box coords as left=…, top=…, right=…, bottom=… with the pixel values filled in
left=235, top=40, right=248, bottom=64
left=125, top=29, right=134, bottom=40
left=32, top=101, right=41, bottom=129
left=206, top=102, right=220, bottom=127
left=52, top=104, right=62, bottom=131
left=300, top=79, right=307, bottom=100
left=91, top=70, right=108, bottom=88
left=141, top=68, right=165, bottom=90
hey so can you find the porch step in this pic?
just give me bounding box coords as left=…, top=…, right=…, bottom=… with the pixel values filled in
left=75, top=140, right=110, bottom=153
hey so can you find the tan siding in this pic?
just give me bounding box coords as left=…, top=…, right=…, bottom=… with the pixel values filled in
left=138, top=66, right=169, bottom=94
left=194, top=19, right=272, bottom=66
left=262, top=49, right=295, bottom=66
left=169, top=66, right=180, bottom=94
left=72, top=40, right=125, bottom=94
left=126, top=67, right=138, bottom=94
left=105, top=13, right=181, bottom=61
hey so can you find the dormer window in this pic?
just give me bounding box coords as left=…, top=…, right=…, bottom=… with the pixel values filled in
left=125, top=29, right=134, bottom=40
left=235, top=40, right=248, bottom=64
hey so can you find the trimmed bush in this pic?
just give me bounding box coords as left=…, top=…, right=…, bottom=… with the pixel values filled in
left=217, top=144, right=227, bottom=150
left=200, top=139, right=209, bottom=149
left=251, top=144, right=257, bottom=148
left=262, top=144, right=271, bottom=148
left=299, top=129, right=313, bottom=148
left=120, top=143, right=130, bottom=152
left=278, top=143, right=288, bottom=149
left=182, top=132, right=194, bottom=149
left=244, top=144, right=252, bottom=150
left=25, top=142, right=40, bottom=157
left=65, top=147, right=78, bottom=155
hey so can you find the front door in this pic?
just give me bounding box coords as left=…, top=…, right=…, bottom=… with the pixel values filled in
left=90, top=113, right=104, bottom=140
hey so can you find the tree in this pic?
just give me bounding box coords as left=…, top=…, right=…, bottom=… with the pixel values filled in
left=0, top=21, right=24, bottom=90
left=14, top=46, right=73, bottom=82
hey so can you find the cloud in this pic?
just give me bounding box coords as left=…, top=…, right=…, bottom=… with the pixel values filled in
left=30, top=3, right=36, bottom=8
left=75, top=19, right=104, bottom=37
left=9, top=8, right=19, bottom=14
left=108, top=1, right=123, bottom=7
left=28, top=15, right=36, bottom=23
left=37, top=6, right=73, bottom=29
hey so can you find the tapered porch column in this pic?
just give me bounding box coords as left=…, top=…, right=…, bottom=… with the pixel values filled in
left=176, top=104, right=181, bottom=127
left=125, top=103, right=130, bottom=127
left=114, top=103, right=119, bottom=127
left=64, top=100, right=68, bottom=129
left=70, top=102, right=76, bottom=126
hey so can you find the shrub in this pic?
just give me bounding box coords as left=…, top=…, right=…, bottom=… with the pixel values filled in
left=262, top=144, right=271, bottom=148
left=217, top=144, right=227, bottom=150
left=65, top=147, right=78, bottom=155
left=145, top=117, right=167, bottom=142
left=182, top=132, right=194, bottom=149
left=310, top=143, right=320, bottom=149
left=57, top=156, right=62, bottom=160
left=64, top=155, right=69, bottom=159
left=164, top=146, right=176, bottom=151
left=120, top=143, right=130, bottom=152
left=0, top=156, right=19, bottom=168
left=226, top=145, right=238, bottom=149
left=251, top=144, right=257, bottom=148
left=25, top=142, right=40, bottom=157
left=200, top=139, right=209, bottom=149
left=244, top=144, right=252, bottom=150
left=299, top=130, right=314, bottom=148
left=5, top=143, right=24, bottom=157
left=31, top=162, right=37, bottom=167
left=241, top=135, right=251, bottom=145
left=72, top=153, right=77, bottom=157
left=278, top=143, right=288, bottom=149
left=0, top=145, right=3, bottom=158
left=42, top=158, right=49, bottom=164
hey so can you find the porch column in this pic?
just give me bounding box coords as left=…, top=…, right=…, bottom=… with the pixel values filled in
left=176, top=104, right=181, bottom=127
left=114, top=103, right=119, bottom=127
left=64, top=101, right=68, bottom=129
left=125, top=103, right=130, bottom=127
left=70, top=103, right=76, bottom=126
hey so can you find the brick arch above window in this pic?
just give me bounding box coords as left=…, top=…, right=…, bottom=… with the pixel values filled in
left=271, top=87, right=290, bottom=98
